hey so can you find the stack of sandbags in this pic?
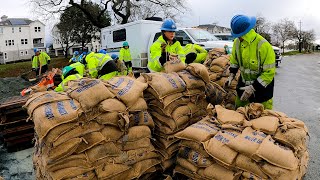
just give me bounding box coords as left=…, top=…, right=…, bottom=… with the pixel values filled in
left=203, top=48, right=240, bottom=110
left=139, top=63, right=209, bottom=172
left=27, top=77, right=160, bottom=180
left=173, top=103, right=309, bottom=180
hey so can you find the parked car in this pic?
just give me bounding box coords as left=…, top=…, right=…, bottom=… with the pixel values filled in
left=272, top=46, right=282, bottom=67
left=213, top=33, right=235, bottom=41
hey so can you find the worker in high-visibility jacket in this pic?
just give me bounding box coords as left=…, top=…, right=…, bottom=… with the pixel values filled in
left=98, top=56, right=119, bottom=81
left=226, top=15, right=276, bottom=109
left=69, top=51, right=80, bottom=63
left=69, top=62, right=85, bottom=77
left=85, top=50, right=113, bottom=78
left=54, top=66, right=83, bottom=92
left=184, top=43, right=208, bottom=64
left=32, top=48, right=51, bottom=76
left=119, top=42, right=132, bottom=75
left=149, top=19, right=185, bottom=72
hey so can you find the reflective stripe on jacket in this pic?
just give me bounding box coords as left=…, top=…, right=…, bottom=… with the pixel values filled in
left=149, top=35, right=185, bottom=72
left=99, top=71, right=118, bottom=81
left=86, top=53, right=112, bottom=78
left=119, top=48, right=132, bottom=62
left=32, top=52, right=51, bottom=68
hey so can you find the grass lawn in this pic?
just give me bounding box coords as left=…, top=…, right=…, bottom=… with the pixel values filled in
left=0, top=57, right=70, bottom=78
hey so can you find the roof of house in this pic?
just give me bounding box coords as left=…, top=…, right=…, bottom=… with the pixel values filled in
left=197, top=24, right=231, bottom=30
left=0, top=18, right=33, bottom=26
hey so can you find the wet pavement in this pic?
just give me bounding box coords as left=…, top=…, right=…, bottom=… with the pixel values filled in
left=273, top=53, right=320, bottom=179
left=0, top=53, right=320, bottom=179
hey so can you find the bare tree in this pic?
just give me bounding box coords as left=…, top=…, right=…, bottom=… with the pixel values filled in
left=52, top=25, right=75, bottom=59
left=254, top=15, right=272, bottom=42
left=272, top=19, right=296, bottom=53
left=292, top=27, right=316, bottom=52
left=30, top=0, right=189, bottom=28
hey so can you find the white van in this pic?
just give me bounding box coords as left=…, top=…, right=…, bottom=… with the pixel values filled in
left=100, top=19, right=233, bottom=70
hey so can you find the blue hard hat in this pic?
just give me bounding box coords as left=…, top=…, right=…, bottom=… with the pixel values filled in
left=82, top=52, right=87, bottom=55
left=99, top=49, right=107, bottom=54
left=73, top=51, right=79, bottom=56
left=111, top=54, right=118, bottom=60
left=62, top=66, right=75, bottom=77
left=230, top=15, right=256, bottom=38
left=33, top=48, right=39, bottom=53
left=123, top=42, right=129, bottom=47
left=160, top=19, right=177, bottom=31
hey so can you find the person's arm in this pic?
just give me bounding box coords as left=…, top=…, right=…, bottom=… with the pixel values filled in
left=229, top=39, right=240, bottom=74
left=175, top=41, right=186, bottom=63
left=149, top=41, right=165, bottom=72
left=119, top=48, right=124, bottom=61
left=32, top=56, right=38, bottom=69
left=127, top=49, right=132, bottom=61
left=194, top=44, right=208, bottom=63
left=252, top=42, right=276, bottom=89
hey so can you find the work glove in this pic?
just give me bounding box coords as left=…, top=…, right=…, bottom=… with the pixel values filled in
left=185, top=52, right=197, bottom=64
left=239, top=85, right=255, bottom=101
left=47, top=60, right=51, bottom=64
left=159, top=52, right=167, bottom=65
left=225, top=73, right=235, bottom=87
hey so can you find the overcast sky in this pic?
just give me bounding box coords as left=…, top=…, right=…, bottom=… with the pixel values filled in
left=0, top=0, right=320, bottom=43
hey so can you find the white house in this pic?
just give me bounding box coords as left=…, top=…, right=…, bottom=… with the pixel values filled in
left=197, top=24, right=231, bottom=34
left=52, top=25, right=101, bottom=57
left=0, top=15, right=46, bottom=64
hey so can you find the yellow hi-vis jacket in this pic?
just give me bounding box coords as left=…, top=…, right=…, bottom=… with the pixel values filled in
left=86, top=53, right=112, bottom=78
left=54, top=74, right=83, bottom=92
left=99, top=71, right=118, bottom=81
left=32, top=52, right=51, bottom=68
left=149, top=35, right=185, bottom=72
left=69, top=62, right=85, bottom=77
left=119, top=48, right=132, bottom=62
left=184, top=44, right=208, bottom=63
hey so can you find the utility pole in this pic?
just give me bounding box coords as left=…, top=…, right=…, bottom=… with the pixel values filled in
left=298, top=20, right=302, bottom=52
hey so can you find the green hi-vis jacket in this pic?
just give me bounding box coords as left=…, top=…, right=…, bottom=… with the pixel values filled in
left=54, top=74, right=83, bottom=92
left=69, top=62, right=85, bottom=77
left=86, top=53, right=112, bottom=78
left=119, top=48, right=132, bottom=62
left=230, top=29, right=275, bottom=102
left=32, top=52, right=51, bottom=68
left=149, top=35, right=185, bottom=72
left=99, top=71, right=118, bottom=81
left=184, top=44, right=208, bottom=63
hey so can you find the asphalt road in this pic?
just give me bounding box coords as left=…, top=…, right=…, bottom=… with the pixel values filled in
left=273, top=53, right=320, bottom=179
left=1, top=53, right=319, bottom=179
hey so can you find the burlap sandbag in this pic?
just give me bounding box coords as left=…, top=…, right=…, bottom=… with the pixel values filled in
left=183, top=88, right=204, bottom=96
left=210, top=65, right=225, bottom=73
left=227, top=127, right=266, bottom=160
left=101, top=125, right=124, bottom=142
left=86, top=142, right=122, bottom=162
left=95, top=163, right=131, bottom=179
left=175, top=118, right=220, bottom=142
left=142, top=72, right=186, bottom=98
left=205, top=82, right=227, bottom=105
left=67, top=78, right=115, bottom=111
left=44, top=122, right=78, bottom=144
left=274, top=125, right=307, bottom=152
left=128, top=98, right=148, bottom=111
left=235, top=154, right=268, bottom=179
left=99, top=98, right=126, bottom=112
left=216, top=105, right=245, bottom=125
left=203, top=130, right=239, bottom=166
left=299, top=150, right=309, bottom=178
left=53, top=121, right=104, bottom=147
left=68, top=171, right=96, bottom=180
left=262, top=109, right=287, bottom=118
left=154, top=118, right=189, bottom=135
left=49, top=167, right=94, bottom=180
left=172, top=105, right=192, bottom=121
left=260, top=162, right=299, bottom=180
left=164, top=54, right=186, bottom=73
left=215, top=77, right=228, bottom=88
left=151, top=111, right=177, bottom=131
left=177, top=70, right=205, bottom=90
left=203, top=48, right=226, bottom=67
left=154, top=135, right=180, bottom=149
left=176, top=157, right=199, bottom=173
left=129, top=111, right=155, bottom=129
left=33, top=99, right=83, bottom=141
left=209, top=73, right=219, bottom=81
left=118, top=137, right=152, bottom=151
left=256, top=135, right=299, bottom=170
left=251, top=116, right=280, bottom=135
left=122, top=125, right=151, bottom=143
left=47, top=137, right=82, bottom=163
left=162, top=93, right=184, bottom=107
left=174, top=165, right=202, bottom=179
left=130, top=158, right=161, bottom=179
left=157, top=141, right=180, bottom=160
left=186, top=63, right=210, bottom=83
left=202, top=163, right=241, bottom=180
left=210, top=55, right=230, bottom=68
left=104, top=76, right=148, bottom=107
left=279, top=117, right=308, bottom=132
left=24, top=91, right=71, bottom=116
left=46, top=153, right=90, bottom=172
left=237, top=103, right=264, bottom=120
left=178, top=147, right=213, bottom=167
left=180, top=140, right=210, bottom=157
left=163, top=97, right=190, bottom=116
left=242, top=171, right=268, bottom=180
left=76, top=132, right=106, bottom=153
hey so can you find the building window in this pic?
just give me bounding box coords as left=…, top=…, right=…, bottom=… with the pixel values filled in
left=113, top=29, right=126, bottom=42
left=35, top=27, right=41, bottom=32
left=21, top=39, right=24, bottom=44
left=20, top=51, right=24, bottom=56
left=12, top=40, right=14, bottom=45
left=19, top=27, right=21, bottom=32
left=21, top=39, right=28, bottom=45
left=12, top=27, right=14, bottom=33
left=8, top=40, right=11, bottom=46
left=25, top=50, right=28, bottom=55
left=5, top=40, right=7, bottom=46
left=4, top=53, right=8, bottom=60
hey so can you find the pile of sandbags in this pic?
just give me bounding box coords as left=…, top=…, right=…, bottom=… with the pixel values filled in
left=139, top=63, right=209, bottom=172
left=26, top=77, right=160, bottom=180
left=203, top=48, right=240, bottom=110
left=174, top=103, right=309, bottom=180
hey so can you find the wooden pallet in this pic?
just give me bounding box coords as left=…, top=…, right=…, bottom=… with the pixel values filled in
left=0, top=95, right=34, bottom=152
